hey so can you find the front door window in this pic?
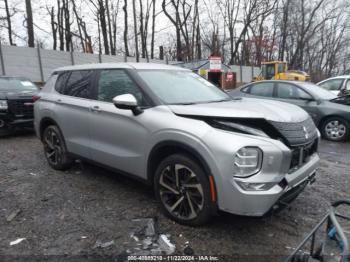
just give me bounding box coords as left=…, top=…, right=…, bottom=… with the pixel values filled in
left=97, top=70, right=145, bottom=105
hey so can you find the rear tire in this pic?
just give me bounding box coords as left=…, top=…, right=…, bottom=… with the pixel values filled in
left=154, top=154, right=214, bottom=226
left=321, top=117, right=349, bottom=142
left=42, top=125, right=73, bottom=170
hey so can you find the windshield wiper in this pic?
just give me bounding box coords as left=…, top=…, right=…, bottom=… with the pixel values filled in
left=204, top=98, right=232, bottom=103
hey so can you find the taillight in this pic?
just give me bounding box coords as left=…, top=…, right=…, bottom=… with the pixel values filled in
left=32, top=95, right=41, bottom=102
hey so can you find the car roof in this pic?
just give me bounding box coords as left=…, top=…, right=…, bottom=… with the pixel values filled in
left=54, top=62, right=189, bottom=72
left=239, top=80, right=303, bottom=89
left=318, top=75, right=350, bottom=82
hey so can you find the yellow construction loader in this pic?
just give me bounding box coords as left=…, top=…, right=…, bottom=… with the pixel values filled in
left=254, top=61, right=310, bottom=81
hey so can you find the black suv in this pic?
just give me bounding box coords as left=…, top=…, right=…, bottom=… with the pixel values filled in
left=0, top=76, right=39, bottom=135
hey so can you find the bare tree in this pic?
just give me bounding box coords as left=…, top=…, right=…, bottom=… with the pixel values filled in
left=88, top=0, right=110, bottom=54
left=123, top=0, right=129, bottom=56
left=288, top=0, right=327, bottom=69
left=3, top=0, right=14, bottom=45
left=132, top=0, right=140, bottom=61
left=47, top=5, right=57, bottom=50
left=139, top=0, right=152, bottom=59
left=150, top=0, right=156, bottom=59
left=105, top=0, right=115, bottom=55
left=162, top=0, right=193, bottom=61
left=110, top=0, right=120, bottom=55
left=72, top=0, right=93, bottom=53
left=62, top=0, right=71, bottom=51
left=25, top=0, right=34, bottom=47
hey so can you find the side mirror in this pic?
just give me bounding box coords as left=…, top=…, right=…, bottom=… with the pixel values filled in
left=112, top=94, right=143, bottom=115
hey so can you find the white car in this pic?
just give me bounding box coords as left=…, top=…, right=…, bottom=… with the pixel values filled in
left=317, top=76, right=350, bottom=96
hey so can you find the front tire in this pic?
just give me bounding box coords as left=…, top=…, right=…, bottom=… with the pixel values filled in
left=321, top=117, right=349, bottom=142
left=154, top=154, right=214, bottom=226
left=42, top=125, right=73, bottom=170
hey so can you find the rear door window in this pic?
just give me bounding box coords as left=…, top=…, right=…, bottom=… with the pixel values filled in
left=248, top=82, right=274, bottom=97
left=56, top=70, right=94, bottom=99
left=62, top=70, right=94, bottom=99
left=276, top=83, right=312, bottom=100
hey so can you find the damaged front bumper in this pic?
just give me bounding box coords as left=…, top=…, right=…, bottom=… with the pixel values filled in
left=223, top=153, right=320, bottom=216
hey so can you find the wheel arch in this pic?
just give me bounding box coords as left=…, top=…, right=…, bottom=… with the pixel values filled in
left=39, top=117, right=60, bottom=140
left=147, top=141, right=211, bottom=181
left=318, top=114, right=349, bottom=129
left=147, top=141, right=214, bottom=185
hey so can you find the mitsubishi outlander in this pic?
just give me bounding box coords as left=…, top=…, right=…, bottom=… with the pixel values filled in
left=34, top=63, right=320, bottom=226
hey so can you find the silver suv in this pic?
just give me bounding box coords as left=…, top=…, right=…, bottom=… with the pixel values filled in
left=34, top=63, right=320, bottom=226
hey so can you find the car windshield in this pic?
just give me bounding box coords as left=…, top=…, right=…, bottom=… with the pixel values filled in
left=298, top=82, right=337, bottom=100
left=0, top=77, right=38, bottom=91
left=137, top=70, right=231, bottom=104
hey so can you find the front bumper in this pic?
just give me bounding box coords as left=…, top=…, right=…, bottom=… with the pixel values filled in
left=221, top=153, right=319, bottom=216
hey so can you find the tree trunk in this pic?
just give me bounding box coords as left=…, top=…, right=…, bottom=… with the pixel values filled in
left=150, top=0, right=156, bottom=59
left=63, top=0, right=71, bottom=51
left=99, top=0, right=110, bottom=55
left=278, top=0, right=290, bottom=61
left=132, top=0, right=139, bottom=62
left=25, top=0, right=34, bottom=47
left=57, top=0, right=64, bottom=51
left=139, top=0, right=145, bottom=58
left=72, top=1, right=85, bottom=52
left=97, top=16, right=102, bottom=54
left=49, top=6, right=57, bottom=50
left=123, top=0, right=129, bottom=56
left=106, top=0, right=115, bottom=55
left=162, top=0, right=182, bottom=61
left=4, top=0, right=13, bottom=45
left=196, top=23, right=201, bottom=59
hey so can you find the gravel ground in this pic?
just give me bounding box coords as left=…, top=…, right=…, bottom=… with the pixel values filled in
left=0, top=132, right=349, bottom=261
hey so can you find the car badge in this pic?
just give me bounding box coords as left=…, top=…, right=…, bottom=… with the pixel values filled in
left=303, top=126, right=309, bottom=139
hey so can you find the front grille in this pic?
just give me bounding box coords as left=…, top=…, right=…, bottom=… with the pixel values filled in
left=289, top=138, right=318, bottom=171
left=8, top=99, right=34, bottom=118
left=269, top=117, right=318, bottom=146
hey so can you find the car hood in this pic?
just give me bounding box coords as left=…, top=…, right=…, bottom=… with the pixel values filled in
left=330, top=94, right=350, bottom=106
left=168, top=97, right=309, bottom=123
left=0, top=89, right=38, bottom=100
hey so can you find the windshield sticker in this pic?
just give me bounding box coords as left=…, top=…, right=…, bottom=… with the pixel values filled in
left=21, top=81, right=34, bottom=86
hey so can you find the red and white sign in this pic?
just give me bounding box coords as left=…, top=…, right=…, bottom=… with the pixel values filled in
left=209, top=56, right=222, bottom=72
left=227, top=72, right=234, bottom=81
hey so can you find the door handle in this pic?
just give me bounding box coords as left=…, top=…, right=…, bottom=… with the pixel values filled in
left=90, top=105, right=101, bottom=113
left=56, top=99, right=62, bottom=104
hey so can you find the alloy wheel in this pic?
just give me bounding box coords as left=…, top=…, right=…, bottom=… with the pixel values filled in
left=44, top=128, right=63, bottom=165
left=159, top=164, right=204, bottom=220
left=325, top=120, right=346, bottom=140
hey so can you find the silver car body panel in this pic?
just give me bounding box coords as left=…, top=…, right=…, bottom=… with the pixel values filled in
left=168, top=98, right=309, bottom=122
left=34, top=63, right=320, bottom=217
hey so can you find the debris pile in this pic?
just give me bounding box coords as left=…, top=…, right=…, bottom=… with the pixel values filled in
left=125, top=218, right=176, bottom=256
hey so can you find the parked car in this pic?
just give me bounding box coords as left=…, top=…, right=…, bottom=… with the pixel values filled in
left=0, top=76, right=39, bottom=135
left=34, top=63, right=319, bottom=226
left=229, top=80, right=350, bottom=142
left=317, top=76, right=350, bottom=96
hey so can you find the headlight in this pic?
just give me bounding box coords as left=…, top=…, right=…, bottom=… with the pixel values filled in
left=233, top=147, right=262, bottom=177
left=0, top=100, right=8, bottom=110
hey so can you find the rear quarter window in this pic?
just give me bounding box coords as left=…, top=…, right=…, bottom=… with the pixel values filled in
left=55, top=72, right=70, bottom=94
left=249, top=82, right=274, bottom=97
